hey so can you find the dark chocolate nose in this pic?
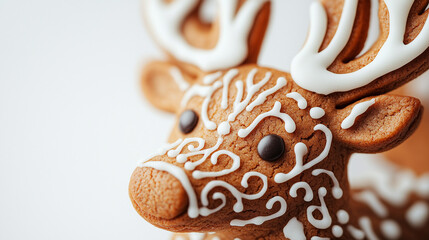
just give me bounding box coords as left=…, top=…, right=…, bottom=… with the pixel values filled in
left=129, top=166, right=188, bottom=220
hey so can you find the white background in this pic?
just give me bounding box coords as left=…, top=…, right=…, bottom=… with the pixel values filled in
left=0, top=0, right=426, bottom=239
left=0, top=0, right=313, bottom=239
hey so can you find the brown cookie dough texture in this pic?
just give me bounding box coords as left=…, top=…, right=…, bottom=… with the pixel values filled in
left=131, top=0, right=429, bottom=239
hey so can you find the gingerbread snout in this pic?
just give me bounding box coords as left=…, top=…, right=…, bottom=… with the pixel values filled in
left=129, top=166, right=188, bottom=220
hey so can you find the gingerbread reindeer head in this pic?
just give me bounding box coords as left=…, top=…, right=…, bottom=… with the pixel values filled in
left=130, top=0, right=429, bottom=239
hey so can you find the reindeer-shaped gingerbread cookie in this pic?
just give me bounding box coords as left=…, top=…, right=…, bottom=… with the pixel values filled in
left=130, top=0, right=429, bottom=239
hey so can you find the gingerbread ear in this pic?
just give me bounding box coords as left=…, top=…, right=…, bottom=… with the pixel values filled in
left=330, top=95, right=422, bottom=153
left=141, top=61, right=199, bottom=113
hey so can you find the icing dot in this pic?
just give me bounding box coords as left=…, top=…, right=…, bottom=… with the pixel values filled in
left=380, top=220, right=401, bottom=239
left=310, top=107, right=325, bottom=119
left=332, top=225, right=343, bottom=238
left=217, top=122, right=231, bottom=136
left=406, top=201, right=429, bottom=228
left=179, top=110, right=199, bottom=134
left=336, top=210, right=350, bottom=224
left=257, top=134, right=285, bottom=162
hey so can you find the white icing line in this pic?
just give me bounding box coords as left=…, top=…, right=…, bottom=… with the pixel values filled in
left=246, top=77, right=287, bottom=111
left=309, top=107, right=325, bottom=119
left=290, top=182, right=314, bottom=202
left=230, top=196, right=287, bottom=226
left=307, top=187, right=332, bottom=229
left=170, top=67, right=190, bottom=91
left=286, top=92, right=308, bottom=109
left=141, top=161, right=199, bottom=218
left=275, top=124, right=333, bottom=183
left=347, top=225, right=365, bottom=240
left=291, top=0, right=429, bottom=94
left=201, top=81, right=222, bottom=130
left=359, top=217, right=379, bottom=240
left=238, top=101, right=296, bottom=138
left=138, top=139, right=183, bottom=165
left=283, top=217, right=306, bottom=240
left=341, top=98, right=375, bottom=129
left=228, top=69, right=272, bottom=122
left=380, top=220, right=401, bottom=240
left=312, top=169, right=343, bottom=199
left=144, top=0, right=268, bottom=71
left=203, top=71, right=223, bottom=85
left=311, top=237, right=329, bottom=240
left=405, top=201, right=429, bottom=228
left=221, top=69, right=239, bottom=109
left=192, top=150, right=240, bottom=179
left=182, top=81, right=222, bottom=130
left=353, top=190, right=388, bottom=218
left=200, top=172, right=268, bottom=213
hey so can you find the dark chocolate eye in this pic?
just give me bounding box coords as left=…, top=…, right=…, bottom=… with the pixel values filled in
left=257, top=134, right=285, bottom=162
left=179, top=110, right=199, bottom=134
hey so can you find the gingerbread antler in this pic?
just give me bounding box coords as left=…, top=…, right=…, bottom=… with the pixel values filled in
left=140, top=0, right=270, bottom=112
left=143, top=0, right=270, bottom=71
left=292, top=0, right=429, bottom=102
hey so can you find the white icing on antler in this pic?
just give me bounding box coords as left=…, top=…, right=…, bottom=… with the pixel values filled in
left=230, top=196, right=287, bottom=226
left=238, top=101, right=296, bottom=138
left=291, top=0, right=429, bottom=94
left=274, top=124, right=333, bottom=183
left=341, top=99, right=376, bottom=129
left=144, top=0, right=268, bottom=71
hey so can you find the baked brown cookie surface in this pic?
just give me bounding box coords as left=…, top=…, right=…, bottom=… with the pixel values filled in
left=131, top=0, right=429, bottom=239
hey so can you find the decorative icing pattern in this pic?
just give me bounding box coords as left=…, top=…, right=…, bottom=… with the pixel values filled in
left=341, top=99, right=375, bottom=129
left=246, top=77, right=287, bottom=111
left=137, top=0, right=429, bottom=239
left=238, top=101, right=296, bottom=138
left=290, top=182, right=314, bottom=202
left=230, top=196, right=287, bottom=226
left=170, top=67, right=190, bottom=91
left=143, top=0, right=268, bottom=71
left=275, top=124, right=333, bottom=183
left=286, top=92, right=308, bottom=109
left=307, top=187, right=332, bottom=229
left=291, top=0, right=429, bottom=94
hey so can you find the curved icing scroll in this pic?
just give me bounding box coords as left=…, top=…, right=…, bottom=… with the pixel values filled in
left=291, top=0, right=429, bottom=95
left=143, top=0, right=268, bottom=71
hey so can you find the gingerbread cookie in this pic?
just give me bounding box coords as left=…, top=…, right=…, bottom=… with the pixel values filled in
left=383, top=74, right=429, bottom=175
left=131, top=0, right=429, bottom=239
